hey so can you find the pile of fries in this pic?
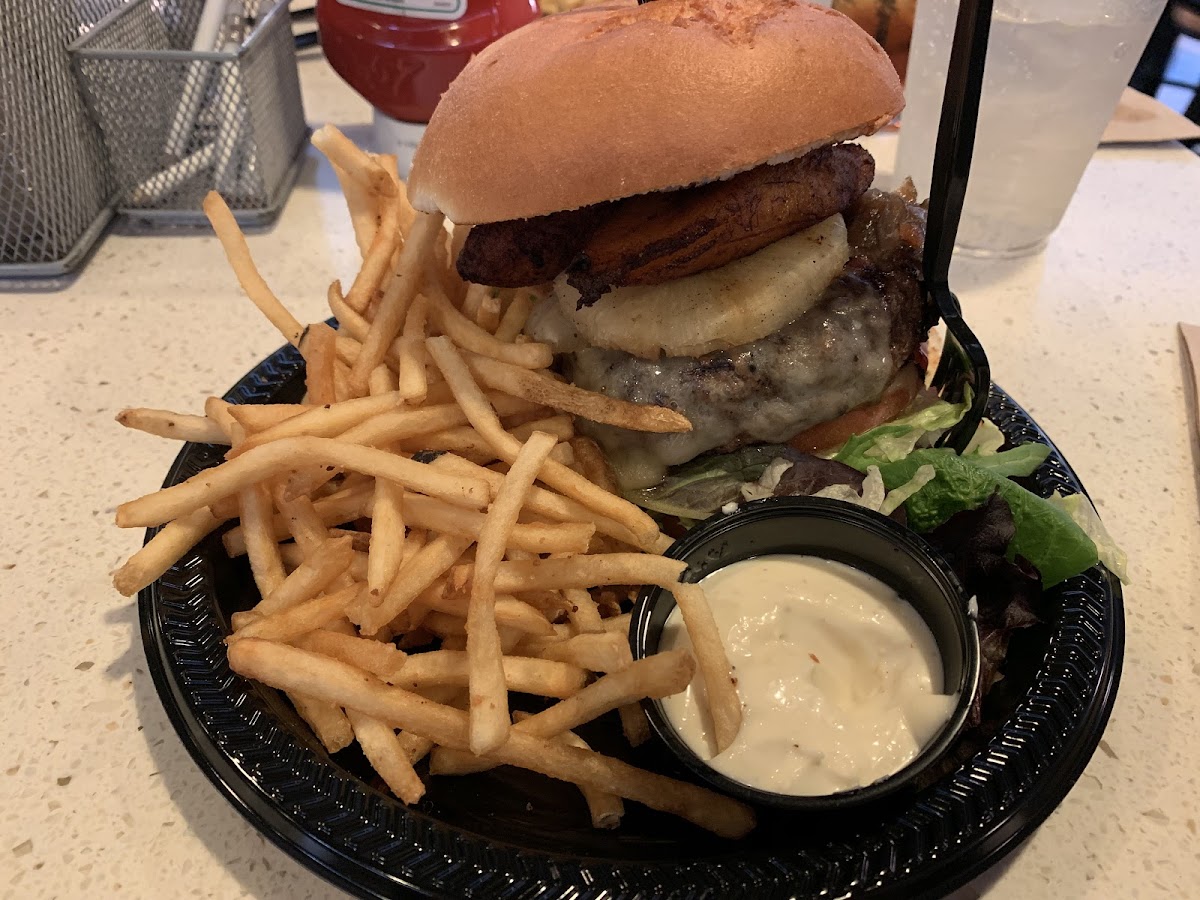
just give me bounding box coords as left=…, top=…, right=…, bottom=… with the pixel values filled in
left=113, top=126, right=751, bottom=838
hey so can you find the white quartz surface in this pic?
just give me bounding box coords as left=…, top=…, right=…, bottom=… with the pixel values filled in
left=2, top=53, right=1198, bottom=899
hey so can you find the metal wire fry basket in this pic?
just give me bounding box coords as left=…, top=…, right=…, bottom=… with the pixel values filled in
left=70, top=0, right=307, bottom=226
left=0, top=0, right=126, bottom=277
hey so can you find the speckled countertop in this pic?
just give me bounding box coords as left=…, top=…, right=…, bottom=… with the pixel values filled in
left=2, top=52, right=1198, bottom=900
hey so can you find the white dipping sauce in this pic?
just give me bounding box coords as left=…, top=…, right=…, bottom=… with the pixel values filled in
left=660, top=555, right=958, bottom=796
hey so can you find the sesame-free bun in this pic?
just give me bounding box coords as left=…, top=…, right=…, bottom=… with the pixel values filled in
left=407, top=0, right=903, bottom=224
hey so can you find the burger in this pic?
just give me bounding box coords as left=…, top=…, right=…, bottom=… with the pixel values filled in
left=408, top=0, right=933, bottom=492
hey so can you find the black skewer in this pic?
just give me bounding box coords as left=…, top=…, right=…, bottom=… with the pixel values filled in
left=926, top=0, right=994, bottom=452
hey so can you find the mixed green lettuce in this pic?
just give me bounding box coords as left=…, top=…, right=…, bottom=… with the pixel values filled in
left=841, top=447, right=1094, bottom=587
left=627, top=445, right=799, bottom=521
left=829, top=396, right=1112, bottom=586
left=828, top=393, right=973, bottom=465
left=627, top=393, right=1124, bottom=587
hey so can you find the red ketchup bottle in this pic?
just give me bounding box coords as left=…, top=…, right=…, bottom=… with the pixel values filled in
left=318, top=0, right=541, bottom=176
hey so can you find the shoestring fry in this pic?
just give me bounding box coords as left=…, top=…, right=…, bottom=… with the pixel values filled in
left=112, top=125, right=750, bottom=838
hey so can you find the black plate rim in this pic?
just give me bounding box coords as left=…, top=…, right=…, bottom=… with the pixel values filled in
left=138, top=343, right=1124, bottom=900
left=140, top=592, right=419, bottom=897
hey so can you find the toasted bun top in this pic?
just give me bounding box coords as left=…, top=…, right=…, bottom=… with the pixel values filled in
left=408, top=0, right=903, bottom=224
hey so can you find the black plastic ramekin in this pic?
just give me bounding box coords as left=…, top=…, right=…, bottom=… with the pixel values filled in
left=630, top=496, right=981, bottom=812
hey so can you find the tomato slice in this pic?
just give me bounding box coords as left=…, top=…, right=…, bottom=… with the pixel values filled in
left=786, top=364, right=924, bottom=455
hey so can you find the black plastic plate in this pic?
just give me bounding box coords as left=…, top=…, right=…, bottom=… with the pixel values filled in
left=139, top=342, right=1123, bottom=899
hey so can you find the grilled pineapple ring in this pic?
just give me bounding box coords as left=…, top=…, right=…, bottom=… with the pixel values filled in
left=549, top=214, right=850, bottom=360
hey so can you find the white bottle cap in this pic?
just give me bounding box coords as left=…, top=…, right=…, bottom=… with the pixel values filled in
left=372, top=111, right=428, bottom=179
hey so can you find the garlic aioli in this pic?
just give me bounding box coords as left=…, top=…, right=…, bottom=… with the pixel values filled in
left=660, top=555, right=958, bottom=796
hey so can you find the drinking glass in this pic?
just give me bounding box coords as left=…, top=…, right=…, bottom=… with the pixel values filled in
left=895, top=0, right=1168, bottom=257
